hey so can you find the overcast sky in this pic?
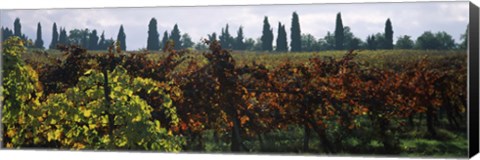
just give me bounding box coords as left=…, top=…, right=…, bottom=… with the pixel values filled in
left=0, top=1, right=469, bottom=50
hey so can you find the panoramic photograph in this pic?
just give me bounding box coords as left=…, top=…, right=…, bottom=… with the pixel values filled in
left=0, top=1, right=469, bottom=157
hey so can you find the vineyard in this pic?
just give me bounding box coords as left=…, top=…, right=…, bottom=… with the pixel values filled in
left=1, top=36, right=468, bottom=156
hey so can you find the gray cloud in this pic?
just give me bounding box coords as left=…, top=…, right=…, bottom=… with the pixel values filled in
left=1, top=1, right=468, bottom=50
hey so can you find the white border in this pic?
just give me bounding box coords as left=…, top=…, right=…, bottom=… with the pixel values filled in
left=0, top=0, right=472, bottom=9
left=0, top=0, right=478, bottom=160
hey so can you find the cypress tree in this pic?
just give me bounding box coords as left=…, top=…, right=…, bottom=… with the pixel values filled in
left=334, top=12, right=344, bottom=50
left=276, top=22, right=288, bottom=52
left=3, top=27, right=13, bottom=41
left=34, top=22, right=44, bottom=49
left=147, top=18, right=160, bottom=50
left=117, top=25, right=126, bottom=51
left=81, top=29, right=89, bottom=49
left=366, top=35, right=377, bottom=50
left=220, top=24, right=234, bottom=49
left=290, top=12, right=301, bottom=52
left=58, top=28, right=68, bottom=45
left=384, top=18, right=394, bottom=49
left=89, top=29, right=99, bottom=50
left=170, top=24, right=182, bottom=50
left=2, top=27, right=11, bottom=41
left=161, top=31, right=169, bottom=50
left=49, top=23, right=59, bottom=49
left=14, top=18, right=22, bottom=37
left=261, top=16, right=273, bottom=51
left=234, top=26, right=245, bottom=50
left=98, top=31, right=106, bottom=50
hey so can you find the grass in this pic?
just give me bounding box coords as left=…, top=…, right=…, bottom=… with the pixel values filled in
left=192, top=123, right=468, bottom=157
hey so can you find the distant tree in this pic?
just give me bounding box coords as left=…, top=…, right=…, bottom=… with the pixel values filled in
left=384, top=18, right=394, bottom=49
left=49, top=23, right=59, bottom=49
left=415, top=31, right=454, bottom=50
left=261, top=17, right=274, bottom=51
left=219, top=24, right=234, bottom=49
left=1, top=27, right=14, bottom=41
left=98, top=31, right=106, bottom=50
left=14, top=18, right=22, bottom=37
left=317, top=38, right=328, bottom=50
left=319, top=31, right=335, bottom=50
left=58, top=28, right=68, bottom=45
left=435, top=31, right=455, bottom=50
left=342, top=26, right=358, bottom=50
left=81, top=29, right=89, bottom=49
left=147, top=18, right=160, bottom=50
left=68, top=29, right=88, bottom=46
left=208, top=32, right=217, bottom=42
left=301, top=33, right=319, bottom=52
left=349, top=37, right=363, bottom=50
left=366, top=35, right=377, bottom=50
left=395, top=35, right=414, bottom=49
left=194, top=43, right=208, bottom=51
left=234, top=26, right=246, bottom=50
left=290, top=12, right=302, bottom=52
left=334, top=12, right=344, bottom=50
left=459, top=25, right=468, bottom=49
left=117, top=25, right=126, bottom=51
left=415, top=31, right=438, bottom=50
left=34, top=22, right=44, bottom=49
left=104, top=38, right=115, bottom=49
left=181, top=33, right=194, bottom=49
left=276, top=22, right=288, bottom=52
left=373, top=33, right=386, bottom=49
left=97, top=31, right=105, bottom=49
left=87, top=29, right=99, bottom=50
left=161, top=31, right=169, bottom=50
left=254, top=38, right=263, bottom=51
left=170, top=24, right=182, bottom=50
left=244, top=38, right=256, bottom=51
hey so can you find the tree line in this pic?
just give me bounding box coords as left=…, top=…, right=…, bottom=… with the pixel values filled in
left=1, top=12, right=468, bottom=51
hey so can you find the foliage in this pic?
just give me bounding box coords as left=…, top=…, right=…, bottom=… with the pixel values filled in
left=2, top=37, right=184, bottom=151
left=2, top=36, right=43, bottom=148
left=35, top=66, right=183, bottom=150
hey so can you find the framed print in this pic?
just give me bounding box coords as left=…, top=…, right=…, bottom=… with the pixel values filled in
left=1, top=0, right=479, bottom=159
